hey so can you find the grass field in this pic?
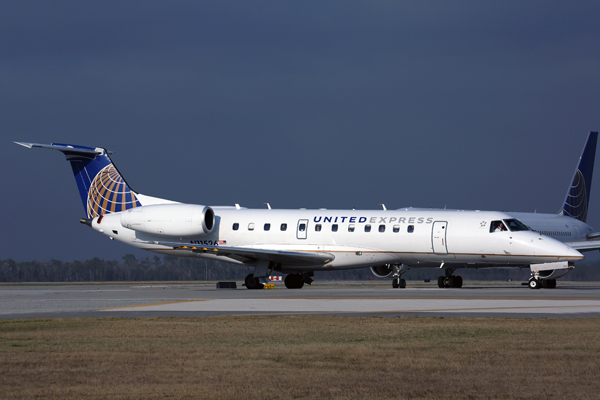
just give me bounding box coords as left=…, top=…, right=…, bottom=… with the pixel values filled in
left=1, top=316, right=599, bottom=399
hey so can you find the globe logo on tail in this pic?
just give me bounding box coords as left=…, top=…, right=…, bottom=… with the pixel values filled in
left=563, top=169, right=588, bottom=222
left=86, top=164, right=141, bottom=218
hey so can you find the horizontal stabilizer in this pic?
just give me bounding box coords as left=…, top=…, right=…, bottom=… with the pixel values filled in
left=14, top=142, right=105, bottom=155
left=563, top=240, right=600, bottom=252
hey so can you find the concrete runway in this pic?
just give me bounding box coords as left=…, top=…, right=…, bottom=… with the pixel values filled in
left=1, top=281, right=600, bottom=319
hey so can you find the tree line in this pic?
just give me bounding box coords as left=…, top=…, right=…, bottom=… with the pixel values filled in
left=0, top=255, right=599, bottom=283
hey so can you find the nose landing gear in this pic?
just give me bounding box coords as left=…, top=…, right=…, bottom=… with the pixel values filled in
left=528, top=275, right=557, bottom=289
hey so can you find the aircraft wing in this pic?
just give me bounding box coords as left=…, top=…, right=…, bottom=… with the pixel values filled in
left=154, top=241, right=335, bottom=266
left=564, top=241, right=600, bottom=252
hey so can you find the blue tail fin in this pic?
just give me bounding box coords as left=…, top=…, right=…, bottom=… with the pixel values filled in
left=15, top=142, right=141, bottom=218
left=561, top=132, right=598, bottom=222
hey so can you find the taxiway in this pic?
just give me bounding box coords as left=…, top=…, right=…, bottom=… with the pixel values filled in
left=2, top=281, right=600, bottom=319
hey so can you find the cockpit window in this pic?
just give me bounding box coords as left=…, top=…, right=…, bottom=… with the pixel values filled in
left=490, top=220, right=507, bottom=232
left=504, top=219, right=529, bottom=232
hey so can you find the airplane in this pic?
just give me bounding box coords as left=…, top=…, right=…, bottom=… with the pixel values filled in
left=15, top=132, right=599, bottom=290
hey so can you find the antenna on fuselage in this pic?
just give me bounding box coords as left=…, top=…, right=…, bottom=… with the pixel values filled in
left=264, top=203, right=272, bottom=210
left=380, top=204, right=387, bottom=211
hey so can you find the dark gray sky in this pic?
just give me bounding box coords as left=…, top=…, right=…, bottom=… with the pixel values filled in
left=2, top=1, right=600, bottom=261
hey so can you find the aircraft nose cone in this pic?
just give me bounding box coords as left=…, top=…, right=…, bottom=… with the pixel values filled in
left=566, top=245, right=584, bottom=261
left=539, top=236, right=583, bottom=261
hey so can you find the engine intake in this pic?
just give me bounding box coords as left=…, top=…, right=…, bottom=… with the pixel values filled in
left=120, top=204, right=215, bottom=236
left=370, top=265, right=393, bottom=278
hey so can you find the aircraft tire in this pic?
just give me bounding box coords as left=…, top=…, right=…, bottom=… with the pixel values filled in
left=541, top=279, right=557, bottom=289
left=392, top=279, right=399, bottom=288
left=455, top=276, right=463, bottom=288
left=400, top=278, right=406, bottom=288
left=284, top=274, right=304, bottom=289
left=245, top=274, right=263, bottom=290
left=437, top=276, right=445, bottom=288
left=446, top=276, right=454, bottom=288
left=528, top=278, right=541, bottom=290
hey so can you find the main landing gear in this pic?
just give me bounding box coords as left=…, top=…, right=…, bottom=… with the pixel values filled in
left=245, top=271, right=314, bottom=290
left=392, top=278, right=406, bottom=288
left=437, top=268, right=463, bottom=288
left=391, top=264, right=408, bottom=288
left=284, top=273, right=314, bottom=289
left=284, top=273, right=303, bottom=289
left=245, top=274, right=264, bottom=290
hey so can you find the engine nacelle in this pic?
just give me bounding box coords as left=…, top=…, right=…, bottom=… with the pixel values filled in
left=120, top=204, right=215, bottom=236
left=370, top=265, right=393, bottom=278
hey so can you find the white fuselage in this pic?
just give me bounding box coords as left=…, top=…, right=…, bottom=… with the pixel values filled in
left=92, top=207, right=582, bottom=273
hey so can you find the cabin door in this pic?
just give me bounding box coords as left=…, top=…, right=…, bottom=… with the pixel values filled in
left=432, top=221, right=448, bottom=254
left=297, top=219, right=308, bottom=239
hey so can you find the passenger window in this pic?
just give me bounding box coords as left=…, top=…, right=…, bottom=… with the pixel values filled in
left=248, top=223, right=255, bottom=231
left=299, top=223, right=306, bottom=232
left=281, top=223, right=287, bottom=231
left=315, top=224, right=322, bottom=232
left=365, top=224, right=371, bottom=232
left=348, top=224, right=355, bottom=232
left=233, top=223, right=239, bottom=231
left=490, top=220, right=507, bottom=232
left=407, top=225, right=414, bottom=233
left=393, top=225, right=400, bottom=233
left=332, top=224, right=338, bottom=232
left=264, top=223, right=270, bottom=231
left=379, top=225, right=385, bottom=232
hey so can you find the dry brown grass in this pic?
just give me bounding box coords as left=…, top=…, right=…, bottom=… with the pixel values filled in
left=1, top=316, right=599, bottom=399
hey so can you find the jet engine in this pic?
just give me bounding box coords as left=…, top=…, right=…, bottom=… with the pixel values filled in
left=120, top=204, right=215, bottom=236
left=370, top=265, right=393, bottom=278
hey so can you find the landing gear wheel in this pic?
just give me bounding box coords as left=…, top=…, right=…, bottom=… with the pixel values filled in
left=245, top=274, right=264, bottom=290
left=438, top=275, right=463, bottom=288
left=542, top=279, right=557, bottom=289
left=528, top=278, right=541, bottom=289
left=392, top=278, right=406, bottom=288
left=284, top=274, right=305, bottom=289
left=437, top=276, right=445, bottom=288
left=455, top=276, right=463, bottom=288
